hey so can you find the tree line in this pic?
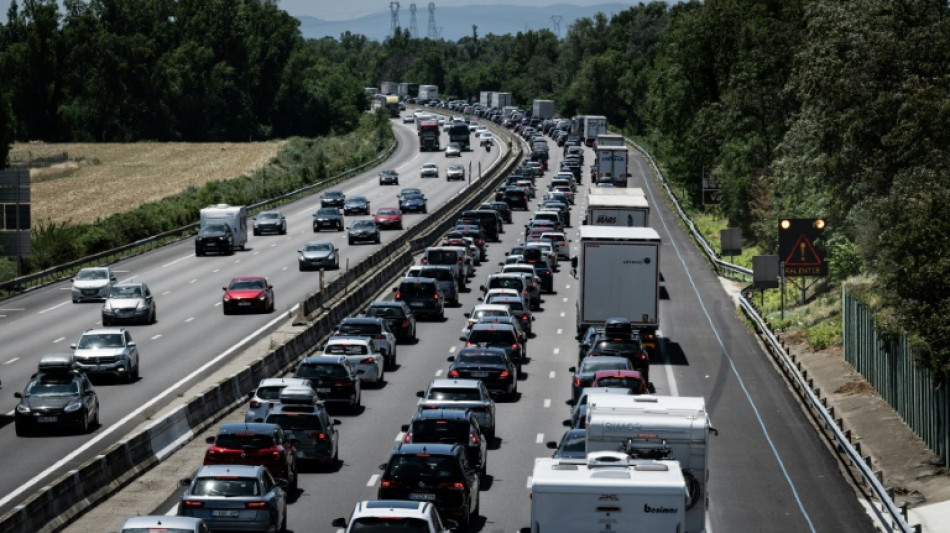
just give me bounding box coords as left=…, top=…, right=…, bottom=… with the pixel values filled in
left=1, top=0, right=948, bottom=378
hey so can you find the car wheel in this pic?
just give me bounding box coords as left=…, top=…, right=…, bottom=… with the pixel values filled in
left=223, top=306, right=231, bottom=315
left=279, top=509, right=288, bottom=533
left=480, top=453, right=488, bottom=476
left=338, top=222, right=344, bottom=231
left=351, top=390, right=362, bottom=414
left=81, top=409, right=90, bottom=434
left=93, top=406, right=100, bottom=429
left=459, top=503, right=472, bottom=531
left=102, top=316, right=110, bottom=327
left=334, top=258, right=340, bottom=269
left=14, top=422, right=28, bottom=437
left=375, top=235, right=380, bottom=244
left=253, top=230, right=260, bottom=236
left=348, top=238, right=354, bottom=245
left=289, top=466, right=298, bottom=492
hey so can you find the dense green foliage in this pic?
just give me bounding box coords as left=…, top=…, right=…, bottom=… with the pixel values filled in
left=0, top=0, right=948, bottom=377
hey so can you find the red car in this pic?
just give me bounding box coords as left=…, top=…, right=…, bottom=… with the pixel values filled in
left=373, top=207, right=403, bottom=230
left=204, top=422, right=298, bottom=491
left=222, top=276, right=274, bottom=314
left=591, top=369, right=649, bottom=394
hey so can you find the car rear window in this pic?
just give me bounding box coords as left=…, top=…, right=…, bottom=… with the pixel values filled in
left=338, top=323, right=380, bottom=336
left=596, top=376, right=643, bottom=389
left=350, top=517, right=431, bottom=532
left=458, top=352, right=507, bottom=365
left=266, top=413, right=325, bottom=431
left=580, top=359, right=631, bottom=373
left=419, top=269, right=454, bottom=282
left=467, top=329, right=515, bottom=345
left=426, top=388, right=481, bottom=401
left=296, top=363, right=348, bottom=379
left=255, top=386, right=285, bottom=400
left=400, top=281, right=437, bottom=297
left=426, top=250, right=457, bottom=264
left=411, top=419, right=470, bottom=443
left=488, top=278, right=523, bottom=291
left=214, top=433, right=274, bottom=450
left=386, top=454, right=463, bottom=481
left=366, top=306, right=406, bottom=319
left=594, top=340, right=642, bottom=353
left=191, top=477, right=261, bottom=497
left=324, top=343, right=371, bottom=356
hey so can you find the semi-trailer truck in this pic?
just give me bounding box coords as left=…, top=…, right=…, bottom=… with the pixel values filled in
left=584, top=193, right=650, bottom=227
left=592, top=145, right=630, bottom=187
left=532, top=99, right=555, bottom=119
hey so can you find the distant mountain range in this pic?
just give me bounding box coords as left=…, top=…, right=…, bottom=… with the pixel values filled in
left=296, top=3, right=632, bottom=42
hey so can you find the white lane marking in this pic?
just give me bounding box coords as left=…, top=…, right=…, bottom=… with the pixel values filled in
left=4, top=357, right=19, bottom=365
left=0, top=308, right=24, bottom=312
left=565, top=284, right=571, bottom=289
left=560, top=312, right=565, bottom=318
left=543, top=399, right=551, bottom=408
left=53, top=336, right=66, bottom=344
left=214, top=302, right=222, bottom=308
left=549, top=371, right=556, bottom=379
left=367, top=475, right=379, bottom=487
left=151, top=334, right=162, bottom=341
left=281, top=266, right=288, bottom=271
left=189, top=278, right=198, bottom=284
left=553, top=348, right=560, bottom=355
left=162, top=291, right=172, bottom=296
left=162, top=255, right=191, bottom=268
left=449, top=346, right=457, bottom=353
left=526, top=476, right=533, bottom=488
left=556, top=328, right=562, bottom=335
left=38, top=301, right=70, bottom=314
left=562, top=297, right=568, bottom=302
left=0, top=302, right=302, bottom=511
left=253, top=251, right=260, bottom=256
left=435, top=369, right=443, bottom=377
left=536, top=433, right=544, bottom=444
left=395, top=432, right=405, bottom=442
left=185, top=317, right=195, bottom=323
left=271, top=243, right=278, bottom=247
left=213, top=268, right=221, bottom=273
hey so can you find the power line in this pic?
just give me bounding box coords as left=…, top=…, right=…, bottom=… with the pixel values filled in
left=427, top=2, right=439, bottom=39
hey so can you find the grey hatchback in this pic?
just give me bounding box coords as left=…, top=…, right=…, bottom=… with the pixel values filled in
left=394, top=277, right=445, bottom=320
left=178, top=465, right=287, bottom=533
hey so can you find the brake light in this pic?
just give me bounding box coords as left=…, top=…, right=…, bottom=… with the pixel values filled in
left=395, top=291, right=401, bottom=299
left=335, top=379, right=351, bottom=387
left=246, top=501, right=268, bottom=509
left=522, top=314, right=529, bottom=320
left=439, top=481, right=466, bottom=491
left=434, top=293, right=440, bottom=300
left=308, top=432, right=328, bottom=440
left=381, top=479, right=403, bottom=489
left=182, top=500, right=203, bottom=508
left=499, top=370, right=510, bottom=379
left=448, top=369, right=460, bottom=378
left=403, top=429, right=412, bottom=443
left=471, top=432, right=480, bottom=445
left=466, top=342, right=472, bottom=347
left=574, top=377, right=582, bottom=387
left=249, top=400, right=261, bottom=408
left=422, top=258, right=428, bottom=264
left=401, top=319, right=409, bottom=328
left=360, top=357, right=376, bottom=365
left=512, top=343, right=520, bottom=352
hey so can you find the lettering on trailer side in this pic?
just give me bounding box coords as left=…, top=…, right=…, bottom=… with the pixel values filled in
left=644, top=504, right=679, bottom=514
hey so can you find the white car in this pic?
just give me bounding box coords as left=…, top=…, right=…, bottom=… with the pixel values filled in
left=320, top=337, right=385, bottom=385
left=444, top=143, right=462, bottom=157
left=461, top=304, right=513, bottom=338
left=333, top=500, right=456, bottom=532
left=540, top=231, right=571, bottom=260
left=420, top=163, right=439, bottom=178
left=72, top=267, right=117, bottom=303
left=483, top=287, right=522, bottom=304
left=478, top=131, right=494, bottom=146
left=244, top=377, right=314, bottom=422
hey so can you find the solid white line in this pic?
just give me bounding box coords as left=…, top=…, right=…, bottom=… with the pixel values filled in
left=367, top=474, right=379, bottom=487
left=435, top=369, right=443, bottom=377
left=562, top=297, right=568, bottom=302
left=0, top=308, right=24, bottom=312
left=543, top=399, right=551, bottom=408
left=395, top=432, right=405, bottom=442
left=161, top=255, right=191, bottom=268
left=535, top=433, right=544, bottom=444
left=549, top=371, right=556, bottom=379
left=189, top=279, right=197, bottom=284
left=4, top=357, right=19, bottom=365
left=526, top=476, right=533, bottom=489
left=38, top=301, right=70, bottom=314
left=213, top=269, right=221, bottom=273
left=52, top=336, right=65, bottom=344
left=0, top=303, right=301, bottom=510
left=151, top=335, right=162, bottom=341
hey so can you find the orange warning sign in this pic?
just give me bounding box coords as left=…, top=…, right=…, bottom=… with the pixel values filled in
left=778, top=218, right=827, bottom=277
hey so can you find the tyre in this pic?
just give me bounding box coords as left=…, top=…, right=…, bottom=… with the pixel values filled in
left=125, top=363, right=135, bottom=384
left=334, top=258, right=340, bottom=269
left=338, top=222, right=344, bottom=231
left=253, top=230, right=260, bottom=236
left=351, top=390, right=362, bottom=414
left=348, top=238, right=354, bottom=245
left=375, top=235, right=380, bottom=244
left=102, top=316, right=111, bottom=327
left=14, top=422, right=28, bottom=437
left=132, top=360, right=140, bottom=381
left=93, top=406, right=100, bottom=429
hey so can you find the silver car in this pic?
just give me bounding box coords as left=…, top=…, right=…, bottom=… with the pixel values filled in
left=244, top=377, right=314, bottom=423
left=119, top=516, right=209, bottom=533
left=415, top=379, right=496, bottom=440
left=101, top=282, right=156, bottom=325
left=71, top=328, right=140, bottom=383
left=71, top=267, right=116, bottom=303
left=298, top=241, right=340, bottom=271
left=178, top=465, right=287, bottom=533
left=320, top=337, right=385, bottom=386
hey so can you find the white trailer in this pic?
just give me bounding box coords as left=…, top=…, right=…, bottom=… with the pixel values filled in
left=532, top=99, right=555, bottom=119
left=595, top=133, right=624, bottom=148
left=380, top=81, right=399, bottom=95
left=588, top=186, right=645, bottom=198
left=593, top=145, right=630, bottom=187
left=491, top=92, right=512, bottom=109
left=417, top=84, right=439, bottom=101
left=585, top=194, right=650, bottom=227
left=576, top=226, right=660, bottom=350
left=199, top=204, right=247, bottom=251
left=479, top=91, right=493, bottom=107
left=585, top=395, right=711, bottom=533
left=530, top=452, right=687, bottom=533
left=583, top=115, right=608, bottom=146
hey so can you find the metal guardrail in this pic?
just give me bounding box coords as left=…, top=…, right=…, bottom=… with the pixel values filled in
left=0, top=139, right=398, bottom=295
left=623, top=135, right=913, bottom=532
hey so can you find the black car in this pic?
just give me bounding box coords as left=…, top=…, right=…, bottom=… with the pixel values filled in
left=379, top=169, right=399, bottom=185
left=480, top=201, right=512, bottom=223
left=545, top=428, right=587, bottom=459
left=447, top=347, right=518, bottom=399
left=343, top=195, right=371, bottom=216
left=265, top=404, right=341, bottom=469
left=14, top=354, right=100, bottom=436
left=252, top=210, right=287, bottom=236
left=377, top=443, right=480, bottom=530
left=313, top=207, right=344, bottom=232
left=320, top=190, right=346, bottom=207
left=195, top=223, right=235, bottom=256
left=586, top=334, right=651, bottom=383
left=347, top=220, right=381, bottom=245
left=401, top=409, right=488, bottom=475
left=293, top=356, right=361, bottom=413
left=394, top=277, right=445, bottom=320
left=501, top=187, right=528, bottom=210
left=363, top=300, right=417, bottom=342
left=463, top=323, right=525, bottom=367
left=298, top=241, right=340, bottom=271
left=569, top=356, right=632, bottom=403
left=399, top=193, right=428, bottom=214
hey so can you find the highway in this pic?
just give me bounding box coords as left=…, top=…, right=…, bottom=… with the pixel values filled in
left=0, top=117, right=501, bottom=516
left=28, top=114, right=874, bottom=532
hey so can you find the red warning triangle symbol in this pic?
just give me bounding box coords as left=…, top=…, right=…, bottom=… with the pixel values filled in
left=784, top=235, right=821, bottom=266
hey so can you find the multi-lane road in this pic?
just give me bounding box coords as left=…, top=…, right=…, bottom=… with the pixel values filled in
left=12, top=115, right=876, bottom=532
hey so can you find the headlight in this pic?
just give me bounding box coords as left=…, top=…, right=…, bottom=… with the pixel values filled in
left=16, top=404, right=30, bottom=414
left=223, top=294, right=232, bottom=301
left=257, top=294, right=266, bottom=301
left=136, top=301, right=146, bottom=310
left=64, top=402, right=82, bottom=413
left=103, top=301, right=113, bottom=311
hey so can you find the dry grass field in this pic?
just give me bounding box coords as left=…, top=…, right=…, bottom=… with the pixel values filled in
left=15, top=141, right=285, bottom=226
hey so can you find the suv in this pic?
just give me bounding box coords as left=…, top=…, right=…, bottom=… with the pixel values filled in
left=394, top=277, right=445, bottom=320
left=586, top=319, right=650, bottom=382
left=463, top=323, right=526, bottom=371
left=70, top=328, right=140, bottom=383
left=72, top=267, right=117, bottom=303
left=406, top=265, right=459, bottom=305
left=252, top=210, right=287, bottom=236
left=501, top=186, right=528, bottom=210
left=422, top=247, right=467, bottom=288
left=401, top=408, right=487, bottom=475
left=293, top=355, right=362, bottom=413
left=101, top=281, right=156, bottom=325
left=569, top=356, right=633, bottom=403
left=14, top=354, right=100, bottom=436
left=245, top=377, right=315, bottom=422
left=318, top=337, right=385, bottom=386
left=320, top=190, right=346, bottom=207
left=447, top=346, right=518, bottom=400
left=459, top=209, right=502, bottom=241
left=364, top=300, right=417, bottom=342
left=204, top=422, right=298, bottom=490
left=333, top=500, right=455, bottom=533
left=481, top=272, right=538, bottom=310
left=480, top=201, right=512, bottom=223
left=178, top=465, right=287, bottom=533
left=313, top=207, right=344, bottom=232
left=333, top=317, right=398, bottom=371
left=377, top=443, right=480, bottom=530
left=264, top=391, right=341, bottom=469
left=415, top=378, right=496, bottom=440
left=195, top=223, right=236, bottom=256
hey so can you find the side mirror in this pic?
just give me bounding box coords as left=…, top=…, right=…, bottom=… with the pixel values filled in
left=179, top=478, right=192, bottom=487
left=205, top=436, right=216, bottom=444
left=459, top=336, right=466, bottom=342
left=14, top=392, right=22, bottom=399
left=562, top=419, right=572, bottom=427
left=70, top=344, right=78, bottom=349
left=463, top=313, right=471, bottom=318
left=415, top=390, right=425, bottom=398
left=401, top=424, right=410, bottom=432
left=566, top=399, right=576, bottom=406
left=546, top=441, right=558, bottom=450
left=222, top=287, right=227, bottom=291
left=331, top=518, right=347, bottom=528
left=568, top=366, right=576, bottom=373
left=378, top=463, right=388, bottom=470
left=128, top=341, right=136, bottom=347
left=447, top=356, right=455, bottom=362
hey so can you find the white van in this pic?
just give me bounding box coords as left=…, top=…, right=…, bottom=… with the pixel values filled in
left=199, top=204, right=248, bottom=251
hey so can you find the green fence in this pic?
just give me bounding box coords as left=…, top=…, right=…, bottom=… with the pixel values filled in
left=843, top=288, right=950, bottom=466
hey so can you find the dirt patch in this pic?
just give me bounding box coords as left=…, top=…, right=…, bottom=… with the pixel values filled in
left=17, top=141, right=285, bottom=226
left=835, top=381, right=875, bottom=395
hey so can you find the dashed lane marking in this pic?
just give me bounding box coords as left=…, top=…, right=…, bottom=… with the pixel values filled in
left=549, top=371, right=556, bottom=379
left=560, top=312, right=565, bottom=318
left=53, top=336, right=65, bottom=344
left=449, top=346, right=457, bottom=353
left=367, top=475, right=379, bottom=487
left=526, top=476, right=533, bottom=489
left=151, top=335, right=162, bottom=341
left=543, top=399, right=551, bottom=408
left=185, top=317, right=195, bottom=322
left=435, top=369, right=443, bottom=377
left=536, top=433, right=544, bottom=444
left=556, top=328, right=562, bottom=335
left=553, top=348, right=560, bottom=355
left=4, top=357, right=19, bottom=365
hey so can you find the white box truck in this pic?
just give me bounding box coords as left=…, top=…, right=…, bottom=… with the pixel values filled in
left=593, top=145, right=629, bottom=187
left=199, top=204, right=248, bottom=251
left=479, top=91, right=493, bottom=107
left=530, top=452, right=688, bottom=533
left=532, top=99, right=555, bottom=119
left=417, top=84, right=438, bottom=101
left=588, top=186, right=645, bottom=197
left=585, top=395, right=711, bottom=533
left=595, top=133, right=624, bottom=148
left=583, top=115, right=608, bottom=146
left=491, top=92, right=512, bottom=109
left=585, top=194, right=650, bottom=227
left=576, top=226, right=661, bottom=350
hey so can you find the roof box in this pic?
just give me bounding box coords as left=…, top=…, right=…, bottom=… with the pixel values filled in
left=38, top=353, right=76, bottom=373
left=279, top=386, right=320, bottom=406
left=604, top=317, right=634, bottom=337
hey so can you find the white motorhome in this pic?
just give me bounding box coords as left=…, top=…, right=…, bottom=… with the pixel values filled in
left=199, top=204, right=247, bottom=251
left=585, top=194, right=650, bottom=227
left=530, top=452, right=687, bottom=533
left=576, top=226, right=661, bottom=351
left=585, top=395, right=711, bottom=533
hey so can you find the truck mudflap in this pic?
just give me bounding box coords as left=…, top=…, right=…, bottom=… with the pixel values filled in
left=636, top=327, right=658, bottom=353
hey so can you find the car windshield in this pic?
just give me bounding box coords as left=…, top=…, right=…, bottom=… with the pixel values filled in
left=199, top=224, right=229, bottom=235
left=559, top=432, right=587, bottom=456
left=317, top=208, right=339, bottom=216
left=191, top=477, right=262, bottom=497
left=402, top=194, right=423, bottom=202
left=324, top=343, right=370, bottom=355
left=580, top=359, right=630, bottom=373
left=259, top=212, right=280, bottom=220
left=25, top=379, right=79, bottom=397
left=596, top=376, right=643, bottom=389
left=266, top=413, right=324, bottom=431
left=214, top=433, right=274, bottom=450
left=324, top=191, right=343, bottom=198
left=229, top=279, right=265, bottom=290
left=353, top=221, right=374, bottom=229
left=77, top=333, right=124, bottom=349
left=350, top=517, right=431, bottom=532
left=378, top=209, right=399, bottom=215
left=458, top=352, right=506, bottom=365
left=386, top=454, right=462, bottom=481
left=426, top=387, right=481, bottom=401
left=109, top=286, right=142, bottom=298
left=305, top=243, right=332, bottom=252
left=255, top=385, right=286, bottom=400
left=366, top=306, right=405, bottom=319
left=412, top=419, right=470, bottom=443
left=347, top=197, right=367, bottom=204
left=296, top=363, right=348, bottom=379
left=76, top=269, right=108, bottom=280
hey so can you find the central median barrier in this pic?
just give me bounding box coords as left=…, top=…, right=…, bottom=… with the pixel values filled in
left=0, top=121, right=523, bottom=533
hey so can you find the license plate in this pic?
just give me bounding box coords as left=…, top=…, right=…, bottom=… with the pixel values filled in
left=471, top=372, right=489, bottom=378
left=408, top=492, right=436, bottom=501
left=238, top=301, right=251, bottom=306
left=315, top=388, right=331, bottom=393
left=37, top=416, right=58, bottom=423
left=410, top=302, right=425, bottom=308
left=212, top=510, right=240, bottom=518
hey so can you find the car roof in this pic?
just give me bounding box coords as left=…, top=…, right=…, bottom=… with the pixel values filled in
left=327, top=336, right=373, bottom=346
left=79, top=328, right=126, bottom=336
left=217, top=422, right=279, bottom=435
left=458, top=346, right=508, bottom=356
left=120, top=516, right=205, bottom=529
left=195, top=464, right=265, bottom=477
left=340, top=317, right=384, bottom=325
left=394, top=442, right=460, bottom=455
left=412, top=408, right=472, bottom=421
left=256, top=377, right=310, bottom=389
left=428, top=378, right=482, bottom=389
left=470, top=322, right=516, bottom=332
left=472, top=304, right=510, bottom=312
left=350, top=500, right=436, bottom=520
left=301, top=355, right=348, bottom=365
